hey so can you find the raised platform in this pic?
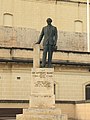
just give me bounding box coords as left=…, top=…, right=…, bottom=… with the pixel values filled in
left=16, top=68, right=68, bottom=120
left=17, top=108, right=67, bottom=120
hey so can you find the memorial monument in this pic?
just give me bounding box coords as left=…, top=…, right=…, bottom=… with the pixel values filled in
left=16, top=44, right=68, bottom=120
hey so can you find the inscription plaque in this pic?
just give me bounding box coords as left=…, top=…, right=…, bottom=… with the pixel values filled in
left=30, top=68, right=55, bottom=108
left=31, top=68, right=54, bottom=95
left=35, top=81, right=51, bottom=88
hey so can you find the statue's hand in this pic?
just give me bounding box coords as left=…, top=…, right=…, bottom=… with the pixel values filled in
left=35, top=42, right=40, bottom=44
left=53, top=44, right=57, bottom=51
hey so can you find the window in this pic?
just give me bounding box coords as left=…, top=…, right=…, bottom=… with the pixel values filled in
left=3, top=13, right=13, bottom=27
left=74, top=20, right=83, bottom=32
left=17, top=77, right=21, bottom=80
left=85, top=84, right=90, bottom=100
left=54, top=84, right=56, bottom=95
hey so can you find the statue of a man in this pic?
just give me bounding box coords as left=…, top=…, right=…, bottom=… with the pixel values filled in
left=36, top=18, right=58, bottom=68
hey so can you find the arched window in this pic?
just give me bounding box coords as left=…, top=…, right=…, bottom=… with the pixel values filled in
left=3, top=13, right=13, bottom=27
left=85, top=84, right=90, bottom=100
left=74, top=20, right=83, bottom=32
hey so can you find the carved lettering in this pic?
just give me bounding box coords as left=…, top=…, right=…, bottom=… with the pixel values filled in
left=35, top=81, right=51, bottom=88
left=47, top=72, right=52, bottom=74
left=32, top=75, right=39, bottom=77
left=32, top=72, right=35, bottom=74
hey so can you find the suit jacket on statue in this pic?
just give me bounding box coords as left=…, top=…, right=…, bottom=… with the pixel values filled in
left=38, top=25, right=58, bottom=46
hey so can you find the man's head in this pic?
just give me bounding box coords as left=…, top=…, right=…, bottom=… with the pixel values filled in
left=46, top=18, right=52, bottom=25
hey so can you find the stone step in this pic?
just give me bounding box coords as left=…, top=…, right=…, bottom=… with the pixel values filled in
left=23, top=108, right=61, bottom=115
left=16, top=114, right=68, bottom=120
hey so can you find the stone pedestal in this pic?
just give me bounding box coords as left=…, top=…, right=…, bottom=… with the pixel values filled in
left=30, top=68, right=55, bottom=108
left=33, top=44, right=40, bottom=68
left=16, top=68, right=68, bottom=120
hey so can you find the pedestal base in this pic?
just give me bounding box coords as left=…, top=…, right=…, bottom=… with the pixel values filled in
left=16, top=108, right=68, bottom=120
left=30, top=95, right=55, bottom=108
left=16, top=68, right=68, bottom=120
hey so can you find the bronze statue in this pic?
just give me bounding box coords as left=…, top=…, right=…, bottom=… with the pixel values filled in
left=36, top=18, right=58, bottom=68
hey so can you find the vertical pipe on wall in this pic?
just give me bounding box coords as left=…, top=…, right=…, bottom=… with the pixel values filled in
left=87, top=0, right=90, bottom=52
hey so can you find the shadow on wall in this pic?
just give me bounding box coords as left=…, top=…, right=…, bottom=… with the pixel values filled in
left=0, top=26, right=87, bottom=52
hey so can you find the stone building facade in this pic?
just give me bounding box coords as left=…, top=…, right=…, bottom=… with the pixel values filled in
left=0, top=0, right=89, bottom=32
left=0, top=47, right=90, bottom=120
left=0, top=0, right=90, bottom=120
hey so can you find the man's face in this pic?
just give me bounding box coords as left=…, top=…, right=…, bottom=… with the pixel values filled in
left=46, top=18, right=52, bottom=25
left=47, top=21, right=51, bottom=25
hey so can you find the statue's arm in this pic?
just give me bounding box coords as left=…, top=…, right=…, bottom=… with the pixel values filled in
left=54, top=27, right=58, bottom=46
left=36, top=27, right=44, bottom=44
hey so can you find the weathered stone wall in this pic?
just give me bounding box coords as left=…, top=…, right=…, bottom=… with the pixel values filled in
left=0, top=26, right=87, bottom=51
left=58, top=31, right=87, bottom=51
left=75, top=103, right=90, bottom=120
left=0, top=26, right=39, bottom=48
